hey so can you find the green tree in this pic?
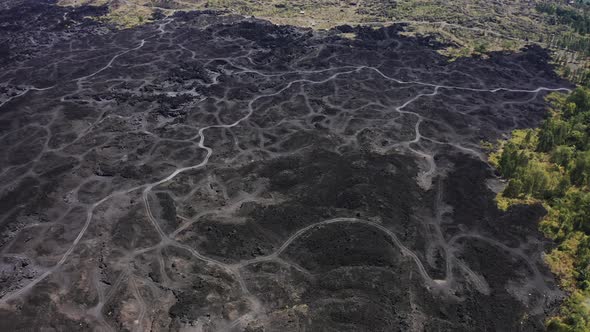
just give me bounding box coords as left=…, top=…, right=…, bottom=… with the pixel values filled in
left=504, top=178, right=524, bottom=198
left=537, top=118, right=570, bottom=152
left=570, top=151, right=590, bottom=186
left=474, top=42, right=488, bottom=54
left=552, top=145, right=575, bottom=167
left=499, top=143, right=529, bottom=177
left=567, top=88, right=590, bottom=115
left=521, top=160, right=551, bottom=197
left=538, top=129, right=556, bottom=152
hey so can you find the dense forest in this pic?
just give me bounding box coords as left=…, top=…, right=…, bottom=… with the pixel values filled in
left=491, top=88, right=590, bottom=331
left=537, top=2, right=590, bottom=56
left=537, top=2, right=590, bottom=34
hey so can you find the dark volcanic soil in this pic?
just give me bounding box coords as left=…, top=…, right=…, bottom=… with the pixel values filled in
left=0, top=0, right=572, bottom=331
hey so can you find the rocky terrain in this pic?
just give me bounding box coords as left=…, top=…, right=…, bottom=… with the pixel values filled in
left=0, top=0, right=574, bottom=331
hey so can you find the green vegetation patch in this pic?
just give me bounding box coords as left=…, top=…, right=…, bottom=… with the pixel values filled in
left=537, top=2, right=590, bottom=35
left=490, top=89, right=590, bottom=331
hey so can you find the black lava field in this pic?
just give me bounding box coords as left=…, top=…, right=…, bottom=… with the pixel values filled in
left=0, top=0, right=574, bottom=331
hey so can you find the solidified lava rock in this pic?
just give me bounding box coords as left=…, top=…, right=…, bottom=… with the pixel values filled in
left=0, top=1, right=571, bottom=331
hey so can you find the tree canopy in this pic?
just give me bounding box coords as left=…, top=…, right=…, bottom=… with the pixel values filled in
left=491, top=88, right=590, bottom=331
